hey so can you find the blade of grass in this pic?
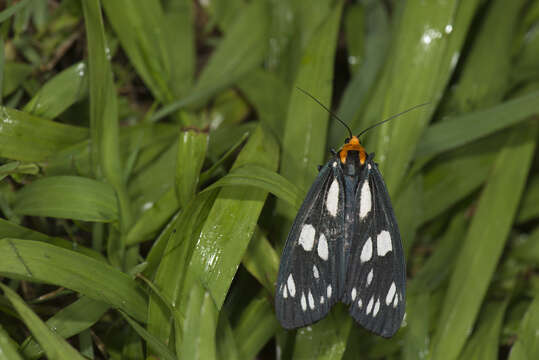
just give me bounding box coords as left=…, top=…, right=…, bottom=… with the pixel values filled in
left=430, top=121, right=537, bottom=360
left=0, top=239, right=147, bottom=321
left=23, top=62, right=88, bottom=119
left=20, top=297, right=110, bottom=360
left=508, top=297, right=539, bottom=360
left=242, top=227, right=279, bottom=293
left=82, top=0, right=132, bottom=233
left=175, top=129, right=207, bottom=207
left=0, top=325, right=22, bottom=360
left=0, top=107, right=88, bottom=162
left=0, top=284, right=86, bottom=360
left=13, top=176, right=118, bottom=222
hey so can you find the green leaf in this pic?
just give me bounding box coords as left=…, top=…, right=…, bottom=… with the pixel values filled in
left=178, top=284, right=218, bottom=360
left=517, top=175, right=539, bottom=223
left=186, top=125, right=279, bottom=308
left=13, top=176, right=118, bottom=222
left=460, top=301, right=508, bottom=360
left=0, top=107, right=88, bottom=162
left=23, top=62, right=88, bottom=119
left=176, top=129, right=208, bottom=207
left=0, top=239, right=147, bottom=321
left=82, top=0, right=132, bottom=232
left=0, top=284, right=85, bottom=360
left=508, top=297, right=539, bottom=360
left=20, top=297, right=109, bottom=360
left=120, top=311, right=177, bottom=360
left=415, top=91, right=539, bottom=159
left=204, top=164, right=302, bottom=209
left=0, top=0, right=32, bottom=23
left=431, top=121, right=537, bottom=360
left=233, top=296, right=279, bottom=359
left=0, top=325, right=23, bottom=360
left=242, top=227, right=280, bottom=293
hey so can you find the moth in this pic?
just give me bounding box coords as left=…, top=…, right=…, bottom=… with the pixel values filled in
left=275, top=91, right=426, bottom=338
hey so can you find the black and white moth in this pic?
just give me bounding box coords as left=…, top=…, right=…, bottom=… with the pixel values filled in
left=274, top=94, right=423, bottom=338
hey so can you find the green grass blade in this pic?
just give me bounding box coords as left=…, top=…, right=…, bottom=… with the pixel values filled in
left=242, top=227, right=279, bottom=293
left=13, top=176, right=118, bottom=222
left=0, top=239, right=147, bottom=321
left=460, top=301, right=508, bottom=360
left=82, top=0, right=132, bottom=232
left=371, top=0, right=481, bottom=193
left=23, top=62, right=87, bottom=119
left=431, top=121, right=537, bottom=360
left=0, top=325, right=23, bottom=360
left=178, top=284, right=218, bottom=360
left=233, top=295, right=279, bottom=360
left=191, top=0, right=270, bottom=104
left=0, top=0, right=32, bottom=23
left=517, top=175, right=539, bottom=223
left=120, top=311, right=177, bottom=360
left=175, top=130, right=207, bottom=207
left=0, top=284, right=85, bottom=360
left=20, top=297, right=109, bottom=360
left=415, top=91, right=539, bottom=159
left=0, top=107, right=88, bottom=162
left=203, top=164, right=302, bottom=209
left=508, top=297, right=539, bottom=360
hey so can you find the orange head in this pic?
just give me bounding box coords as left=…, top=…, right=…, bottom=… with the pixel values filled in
left=339, top=136, right=366, bottom=165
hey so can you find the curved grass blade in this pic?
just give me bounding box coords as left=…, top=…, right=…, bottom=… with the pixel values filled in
left=0, top=325, right=23, bottom=360
left=0, top=239, right=147, bottom=321
left=13, top=176, right=118, bottom=222
left=0, top=284, right=85, bottom=360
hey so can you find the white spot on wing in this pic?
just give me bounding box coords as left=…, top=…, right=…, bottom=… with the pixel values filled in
left=308, top=290, right=315, bottom=310
left=359, top=181, right=371, bottom=219
left=327, top=285, right=332, bottom=298
left=283, top=285, right=288, bottom=298
left=367, top=269, right=373, bottom=286
left=326, top=179, right=339, bottom=216
left=377, top=230, right=392, bottom=256
left=358, top=299, right=363, bottom=308
left=320, top=296, right=325, bottom=304
left=287, top=274, right=296, bottom=297
left=373, top=299, right=380, bottom=317
left=313, top=265, right=319, bottom=279
left=393, top=294, right=399, bottom=308
left=332, top=162, right=337, bottom=168
left=366, top=296, right=374, bottom=315
left=298, top=224, right=316, bottom=251
left=318, top=233, right=329, bottom=261
left=351, top=288, right=357, bottom=301
left=301, top=292, right=307, bottom=311
left=360, top=237, right=373, bottom=262
left=386, top=282, right=396, bottom=305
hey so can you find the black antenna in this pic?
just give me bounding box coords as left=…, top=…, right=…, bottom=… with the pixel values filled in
left=357, top=102, right=431, bottom=138
left=296, top=87, right=353, bottom=138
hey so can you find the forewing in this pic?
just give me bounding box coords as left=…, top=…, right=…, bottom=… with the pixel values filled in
left=275, top=159, right=345, bottom=329
left=342, top=159, right=406, bottom=338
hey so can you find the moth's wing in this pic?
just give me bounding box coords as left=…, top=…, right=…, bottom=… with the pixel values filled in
left=275, top=159, right=345, bottom=329
left=342, top=159, right=406, bottom=338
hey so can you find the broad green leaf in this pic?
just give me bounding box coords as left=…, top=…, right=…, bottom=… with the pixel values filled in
left=23, top=62, right=88, bottom=119
left=0, top=239, right=147, bottom=321
left=415, top=91, right=539, bottom=159
left=460, top=301, right=508, bottom=360
left=233, top=295, right=279, bottom=360
left=178, top=284, right=218, bottom=360
left=216, top=311, right=240, bottom=360
left=203, top=164, right=302, bottom=209
left=2, top=62, right=32, bottom=97
left=20, top=297, right=109, bottom=360
left=186, top=125, right=278, bottom=308
left=370, top=0, right=482, bottom=193
left=431, top=121, right=537, bottom=360
left=83, top=0, right=132, bottom=232
left=176, top=129, right=208, bottom=207
left=508, top=297, right=539, bottom=360
left=120, top=311, right=176, bottom=360
left=0, top=284, right=85, bottom=360
left=13, top=176, right=118, bottom=222
left=517, top=175, right=539, bottom=224
left=0, top=325, right=22, bottom=360
left=0, top=107, right=88, bottom=162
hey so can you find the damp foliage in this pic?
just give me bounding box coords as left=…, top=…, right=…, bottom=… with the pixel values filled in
left=0, top=1, right=538, bottom=359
